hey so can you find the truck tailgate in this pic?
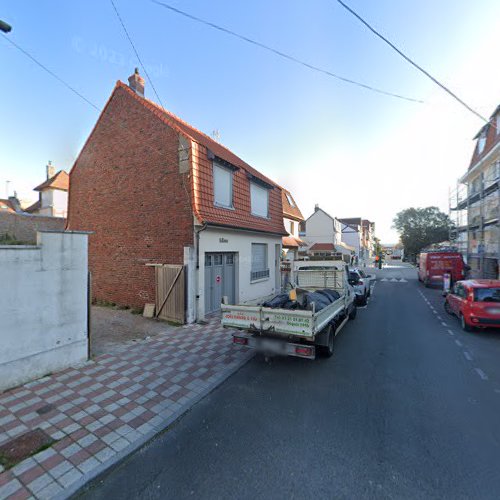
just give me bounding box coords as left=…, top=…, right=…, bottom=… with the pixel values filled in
left=221, top=305, right=314, bottom=338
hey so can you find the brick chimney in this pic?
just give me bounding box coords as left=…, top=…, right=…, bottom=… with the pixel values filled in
left=128, top=68, right=145, bottom=97
left=46, top=161, right=55, bottom=180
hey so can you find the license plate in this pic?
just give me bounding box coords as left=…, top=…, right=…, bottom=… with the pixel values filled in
left=258, top=338, right=284, bottom=353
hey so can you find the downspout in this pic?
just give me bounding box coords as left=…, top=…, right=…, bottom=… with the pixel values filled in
left=194, top=222, right=208, bottom=322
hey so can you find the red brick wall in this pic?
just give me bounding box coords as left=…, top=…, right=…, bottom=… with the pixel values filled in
left=67, top=86, right=194, bottom=308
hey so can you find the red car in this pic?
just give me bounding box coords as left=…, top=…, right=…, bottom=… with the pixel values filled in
left=444, top=280, right=500, bottom=331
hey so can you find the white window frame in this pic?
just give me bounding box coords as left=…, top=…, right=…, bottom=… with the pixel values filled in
left=250, top=182, right=269, bottom=218
left=478, top=133, right=487, bottom=154
left=213, top=162, right=233, bottom=209
left=251, top=243, right=269, bottom=281
left=285, top=192, right=295, bottom=207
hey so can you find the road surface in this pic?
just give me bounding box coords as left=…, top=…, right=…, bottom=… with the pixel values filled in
left=78, top=263, right=500, bottom=499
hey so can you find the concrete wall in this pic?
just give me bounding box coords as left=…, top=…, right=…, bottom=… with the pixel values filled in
left=197, top=227, right=281, bottom=318
left=40, top=189, right=68, bottom=218
left=0, top=231, right=89, bottom=391
left=0, top=211, right=66, bottom=243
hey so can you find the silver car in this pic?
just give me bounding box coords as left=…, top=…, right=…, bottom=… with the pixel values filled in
left=348, top=269, right=373, bottom=306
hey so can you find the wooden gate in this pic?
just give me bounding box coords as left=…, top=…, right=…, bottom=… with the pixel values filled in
left=155, top=264, right=185, bottom=324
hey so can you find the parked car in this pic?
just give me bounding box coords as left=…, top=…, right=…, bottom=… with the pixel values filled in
left=348, top=268, right=372, bottom=306
left=418, top=251, right=466, bottom=287
left=444, top=280, right=500, bottom=331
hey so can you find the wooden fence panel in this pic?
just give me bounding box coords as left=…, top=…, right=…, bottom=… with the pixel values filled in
left=155, top=264, right=185, bottom=324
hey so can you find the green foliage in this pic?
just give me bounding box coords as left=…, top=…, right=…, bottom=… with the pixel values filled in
left=393, top=207, right=453, bottom=259
left=0, top=232, right=30, bottom=245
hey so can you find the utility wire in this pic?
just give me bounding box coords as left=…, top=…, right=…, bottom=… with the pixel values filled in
left=149, top=0, right=423, bottom=104
left=334, top=0, right=491, bottom=126
left=110, top=0, right=166, bottom=110
left=2, top=34, right=100, bottom=111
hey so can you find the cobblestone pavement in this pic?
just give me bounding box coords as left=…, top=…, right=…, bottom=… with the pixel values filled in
left=0, top=318, right=252, bottom=499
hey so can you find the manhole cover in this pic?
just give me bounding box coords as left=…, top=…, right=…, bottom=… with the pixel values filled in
left=0, top=429, right=54, bottom=469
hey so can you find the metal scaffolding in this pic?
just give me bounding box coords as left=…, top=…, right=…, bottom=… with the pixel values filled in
left=449, top=164, right=500, bottom=279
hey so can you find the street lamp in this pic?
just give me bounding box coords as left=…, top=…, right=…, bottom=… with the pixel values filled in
left=0, top=20, right=12, bottom=33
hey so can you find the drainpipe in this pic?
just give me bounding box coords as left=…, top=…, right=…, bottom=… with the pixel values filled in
left=194, top=223, right=208, bottom=322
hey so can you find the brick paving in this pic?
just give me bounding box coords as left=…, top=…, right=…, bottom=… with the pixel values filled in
left=0, top=318, right=252, bottom=499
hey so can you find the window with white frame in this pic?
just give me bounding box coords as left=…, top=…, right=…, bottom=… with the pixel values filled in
left=250, top=182, right=269, bottom=218
left=285, top=192, right=295, bottom=207
left=251, top=243, right=269, bottom=281
left=497, top=114, right=500, bottom=134
left=213, top=163, right=233, bottom=208
left=478, top=132, right=487, bottom=154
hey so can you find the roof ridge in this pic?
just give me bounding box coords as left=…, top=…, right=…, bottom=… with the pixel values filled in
left=116, top=81, right=280, bottom=188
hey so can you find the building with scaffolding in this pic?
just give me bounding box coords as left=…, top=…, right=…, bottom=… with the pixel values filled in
left=450, top=105, right=500, bottom=279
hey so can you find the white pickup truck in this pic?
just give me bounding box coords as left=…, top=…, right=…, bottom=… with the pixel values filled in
left=221, top=261, right=356, bottom=360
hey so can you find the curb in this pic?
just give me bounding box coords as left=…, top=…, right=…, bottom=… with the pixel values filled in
left=62, top=350, right=254, bottom=499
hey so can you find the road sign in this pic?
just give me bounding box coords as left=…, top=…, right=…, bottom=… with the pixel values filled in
left=216, top=275, right=221, bottom=284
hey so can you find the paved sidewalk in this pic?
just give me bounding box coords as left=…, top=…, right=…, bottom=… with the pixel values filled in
left=0, top=319, right=252, bottom=499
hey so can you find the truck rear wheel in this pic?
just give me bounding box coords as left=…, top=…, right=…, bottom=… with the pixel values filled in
left=349, top=305, right=357, bottom=320
left=320, top=325, right=335, bottom=358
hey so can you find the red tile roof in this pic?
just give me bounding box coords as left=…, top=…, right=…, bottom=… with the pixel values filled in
left=34, top=170, right=69, bottom=192
left=115, top=82, right=287, bottom=236
left=25, top=199, right=41, bottom=213
left=281, top=188, right=303, bottom=221
left=310, top=243, right=335, bottom=251
left=282, top=236, right=306, bottom=248
left=0, top=199, right=15, bottom=213
left=469, top=106, right=500, bottom=169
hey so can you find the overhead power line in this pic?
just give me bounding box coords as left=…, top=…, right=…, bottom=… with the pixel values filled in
left=334, top=0, right=491, bottom=126
left=2, top=34, right=100, bottom=111
left=109, top=0, right=166, bottom=110
left=149, top=0, right=423, bottom=104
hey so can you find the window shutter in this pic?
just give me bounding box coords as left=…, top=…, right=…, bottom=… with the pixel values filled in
left=250, top=183, right=269, bottom=217
left=213, top=164, right=232, bottom=208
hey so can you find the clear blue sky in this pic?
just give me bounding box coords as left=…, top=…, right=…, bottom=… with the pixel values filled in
left=1, top=0, right=499, bottom=241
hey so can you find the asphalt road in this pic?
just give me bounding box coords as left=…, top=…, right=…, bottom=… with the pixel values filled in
left=78, top=263, right=500, bottom=500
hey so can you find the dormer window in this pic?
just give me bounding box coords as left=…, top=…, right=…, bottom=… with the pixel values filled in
left=285, top=192, right=295, bottom=207
left=250, top=182, right=269, bottom=218
left=478, top=131, right=487, bottom=154
left=496, top=114, right=500, bottom=135
left=213, top=162, right=233, bottom=209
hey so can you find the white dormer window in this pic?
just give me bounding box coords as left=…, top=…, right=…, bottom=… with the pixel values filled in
left=213, top=162, right=233, bottom=209
left=496, top=114, right=500, bottom=135
left=285, top=192, right=295, bottom=207
left=250, top=182, right=269, bottom=218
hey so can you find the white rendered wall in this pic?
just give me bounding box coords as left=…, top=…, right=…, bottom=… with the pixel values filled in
left=0, top=231, right=89, bottom=391
left=197, top=227, right=281, bottom=319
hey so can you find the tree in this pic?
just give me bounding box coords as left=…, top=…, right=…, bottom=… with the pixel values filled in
left=392, top=207, right=453, bottom=260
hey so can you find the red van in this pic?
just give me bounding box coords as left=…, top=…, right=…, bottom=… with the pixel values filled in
left=444, top=280, right=500, bottom=331
left=418, top=251, right=466, bottom=287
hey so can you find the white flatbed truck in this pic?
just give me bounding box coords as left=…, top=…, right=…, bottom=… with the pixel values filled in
left=221, top=261, right=356, bottom=359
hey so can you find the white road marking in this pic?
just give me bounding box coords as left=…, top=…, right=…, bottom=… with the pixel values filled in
left=441, top=322, right=448, bottom=327
left=437, top=315, right=443, bottom=320
left=390, top=278, right=398, bottom=282
left=381, top=278, right=388, bottom=282
left=455, top=339, right=463, bottom=347
left=358, top=306, right=367, bottom=309
left=399, top=278, right=408, bottom=282
left=463, top=351, right=473, bottom=361
left=475, top=368, right=488, bottom=381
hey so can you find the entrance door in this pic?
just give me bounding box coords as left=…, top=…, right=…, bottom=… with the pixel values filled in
left=204, top=252, right=236, bottom=314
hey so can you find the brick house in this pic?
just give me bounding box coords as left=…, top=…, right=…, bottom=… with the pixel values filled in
left=67, top=70, right=287, bottom=321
